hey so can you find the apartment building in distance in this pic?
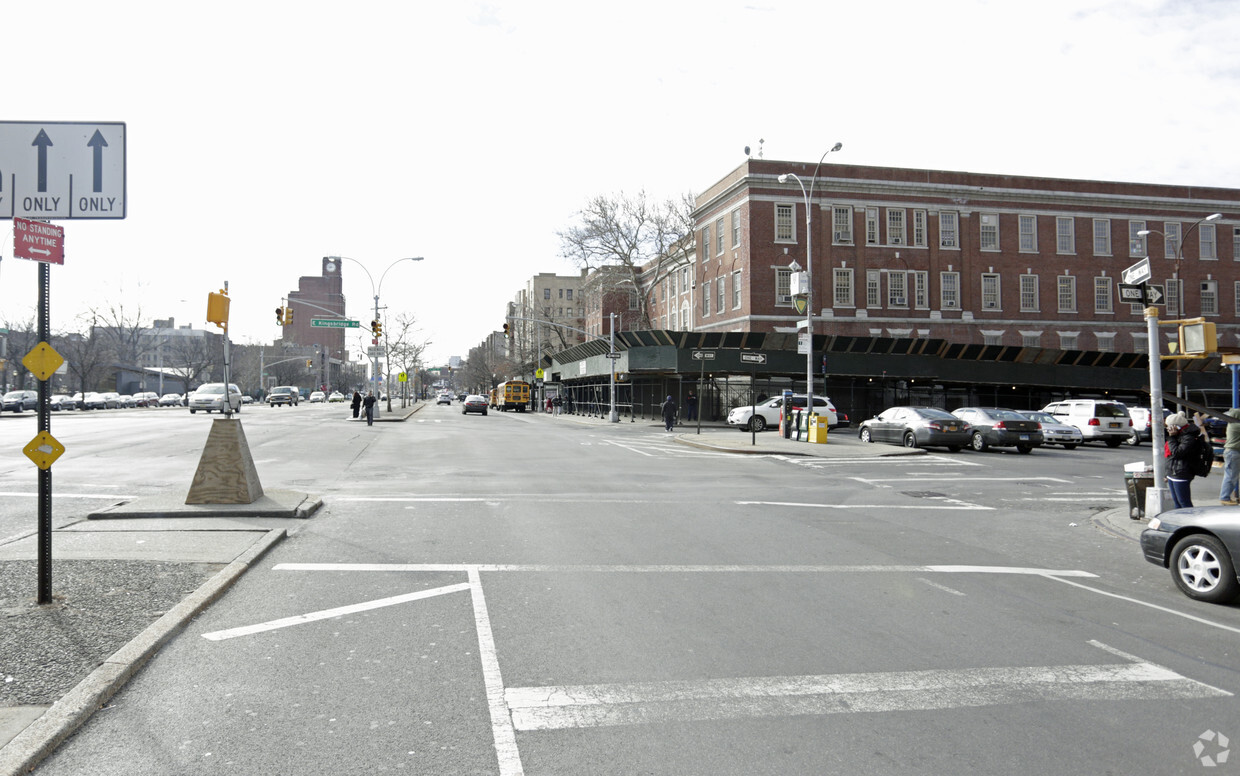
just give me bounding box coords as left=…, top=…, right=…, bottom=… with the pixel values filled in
left=690, top=159, right=1240, bottom=355
left=507, top=271, right=589, bottom=363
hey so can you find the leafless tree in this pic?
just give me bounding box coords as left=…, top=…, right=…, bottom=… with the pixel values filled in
left=1, top=317, right=39, bottom=390
left=164, top=336, right=218, bottom=388
left=383, top=312, right=431, bottom=408
left=88, top=302, right=156, bottom=367
left=55, top=316, right=111, bottom=396
left=558, top=190, right=696, bottom=330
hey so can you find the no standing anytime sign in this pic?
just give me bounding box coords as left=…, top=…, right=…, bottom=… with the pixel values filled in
left=13, top=216, right=65, bottom=264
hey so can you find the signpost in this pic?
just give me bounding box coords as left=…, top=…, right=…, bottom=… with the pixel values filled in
left=741, top=352, right=767, bottom=445
left=0, top=121, right=127, bottom=220
left=310, top=318, right=359, bottom=328
left=691, top=351, right=716, bottom=435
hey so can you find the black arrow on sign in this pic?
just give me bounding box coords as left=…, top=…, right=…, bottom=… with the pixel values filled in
left=87, top=130, right=108, bottom=192
left=32, top=130, right=52, bottom=193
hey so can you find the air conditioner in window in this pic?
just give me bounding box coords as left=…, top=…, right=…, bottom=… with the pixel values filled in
left=834, top=231, right=852, bottom=242
left=777, top=295, right=792, bottom=304
left=892, top=296, right=907, bottom=305
left=984, top=301, right=998, bottom=308
left=891, top=237, right=903, bottom=245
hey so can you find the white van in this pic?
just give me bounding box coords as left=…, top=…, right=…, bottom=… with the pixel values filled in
left=1040, top=399, right=1132, bottom=447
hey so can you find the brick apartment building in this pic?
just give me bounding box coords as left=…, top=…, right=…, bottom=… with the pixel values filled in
left=690, top=160, right=1240, bottom=355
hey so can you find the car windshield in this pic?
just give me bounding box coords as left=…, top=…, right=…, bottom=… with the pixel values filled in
left=199, top=386, right=224, bottom=395
left=3, top=392, right=24, bottom=400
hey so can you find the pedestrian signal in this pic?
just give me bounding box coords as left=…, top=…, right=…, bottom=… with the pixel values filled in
left=275, top=306, right=285, bottom=325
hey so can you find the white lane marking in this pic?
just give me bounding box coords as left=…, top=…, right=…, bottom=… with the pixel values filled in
left=0, top=491, right=137, bottom=499
left=468, top=568, right=524, bottom=776
left=335, top=496, right=655, bottom=504
left=917, top=577, right=966, bottom=596
left=200, top=583, right=471, bottom=641
left=599, top=439, right=655, bottom=457
left=1043, top=574, right=1240, bottom=636
left=504, top=649, right=1229, bottom=731
left=853, top=476, right=1073, bottom=484
left=272, top=563, right=1096, bottom=578
left=737, top=500, right=993, bottom=511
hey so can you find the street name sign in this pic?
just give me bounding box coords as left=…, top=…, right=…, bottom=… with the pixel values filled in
left=1122, top=257, right=1151, bottom=286
left=692, top=350, right=716, bottom=360
left=740, top=352, right=767, bottom=364
left=0, top=122, right=126, bottom=220
left=310, top=318, right=359, bottom=328
left=12, top=217, right=64, bottom=264
left=1118, top=284, right=1145, bottom=303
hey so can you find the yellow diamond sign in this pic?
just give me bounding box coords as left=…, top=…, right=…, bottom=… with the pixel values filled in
left=22, top=341, right=64, bottom=381
left=24, top=431, right=65, bottom=470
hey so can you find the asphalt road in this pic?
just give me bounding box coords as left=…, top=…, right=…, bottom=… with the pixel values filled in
left=3, top=402, right=1239, bottom=775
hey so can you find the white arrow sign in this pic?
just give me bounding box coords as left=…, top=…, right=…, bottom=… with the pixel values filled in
left=1122, top=257, right=1151, bottom=286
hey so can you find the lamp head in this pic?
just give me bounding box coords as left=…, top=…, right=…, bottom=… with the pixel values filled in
left=777, top=174, right=789, bottom=183
left=1206, top=213, right=1222, bottom=222
left=831, top=142, right=843, bottom=152
left=1137, top=230, right=1151, bottom=236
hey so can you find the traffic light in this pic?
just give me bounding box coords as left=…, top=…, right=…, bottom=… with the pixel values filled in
left=284, top=307, right=294, bottom=325
left=276, top=306, right=285, bottom=325
left=503, top=323, right=510, bottom=338
left=1180, top=319, right=1218, bottom=355
left=374, top=320, right=382, bottom=337
left=306, top=359, right=313, bottom=368
left=206, top=290, right=230, bottom=330
left=370, top=319, right=380, bottom=336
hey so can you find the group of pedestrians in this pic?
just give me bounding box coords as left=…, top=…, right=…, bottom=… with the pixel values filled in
left=349, top=390, right=378, bottom=425
left=1164, top=406, right=1240, bottom=509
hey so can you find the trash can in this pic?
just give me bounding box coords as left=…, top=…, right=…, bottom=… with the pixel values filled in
left=807, top=414, right=829, bottom=444
left=1124, top=471, right=1154, bottom=519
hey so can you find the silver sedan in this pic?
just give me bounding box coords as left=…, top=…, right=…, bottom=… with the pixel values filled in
left=1020, top=411, right=1083, bottom=450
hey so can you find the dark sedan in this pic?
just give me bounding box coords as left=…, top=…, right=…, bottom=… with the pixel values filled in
left=462, top=395, right=489, bottom=415
left=1142, top=506, right=1240, bottom=604
left=857, top=406, right=972, bottom=451
left=952, top=407, right=1043, bottom=453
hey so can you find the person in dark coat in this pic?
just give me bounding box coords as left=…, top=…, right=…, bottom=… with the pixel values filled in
left=351, top=391, right=362, bottom=419
left=685, top=391, right=698, bottom=422
left=1166, top=411, right=1206, bottom=509
left=660, top=395, right=677, bottom=432
left=363, top=391, right=377, bottom=426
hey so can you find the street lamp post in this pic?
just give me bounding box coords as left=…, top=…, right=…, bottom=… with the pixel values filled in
left=778, top=142, right=843, bottom=437
left=330, top=255, right=424, bottom=416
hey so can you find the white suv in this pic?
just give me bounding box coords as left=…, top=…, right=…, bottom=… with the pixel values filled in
left=727, top=395, right=838, bottom=432
left=1040, top=399, right=1132, bottom=447
left=189, top=383, right=243, bottom=414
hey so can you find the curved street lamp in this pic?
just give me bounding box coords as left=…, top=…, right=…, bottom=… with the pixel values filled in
left=777, top=142, right=843, bottom=436
left=1136, top=213, right=1222, bottom=317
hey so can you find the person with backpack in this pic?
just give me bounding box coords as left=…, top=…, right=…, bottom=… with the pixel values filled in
left=1165, top=411, right=1211, bottom=509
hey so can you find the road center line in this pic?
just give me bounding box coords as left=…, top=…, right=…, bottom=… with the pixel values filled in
left=736, top=500, right=993, bottom=511
left=271, top=562, right=1096, bottom=577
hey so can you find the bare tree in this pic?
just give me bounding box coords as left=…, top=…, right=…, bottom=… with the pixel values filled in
left=558, top=190, right=695, bottom=330
left=384, top=312, right=431, bottom=408
left=1, top=317, right=38, bottom=390
left=55, top=316, right=111, bottom=397
left=88, top=302, right=156, bottom=367
left=164, top=336, right=218, bottom=388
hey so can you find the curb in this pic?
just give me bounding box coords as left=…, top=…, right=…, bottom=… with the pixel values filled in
left=0, top=529, right=287, bottom=776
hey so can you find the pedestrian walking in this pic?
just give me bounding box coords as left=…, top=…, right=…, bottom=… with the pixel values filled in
left=1165, top=411, right=1207, bottom=509
left=1220, top=407, right=1240, bottom=505
left=552, top=394, right=562, bottom=416
left=351, top=390, right=362, bottom=419
left=685, top=391, right=698, bottom=422
left=660, top=395, right=677, bottom=432
left=363, top=391, right=377, bottom=426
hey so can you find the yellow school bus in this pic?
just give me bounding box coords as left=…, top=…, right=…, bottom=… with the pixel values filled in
left=488, top=388, right=498, bottom=408
left=495, top=380, right=530, bottom=412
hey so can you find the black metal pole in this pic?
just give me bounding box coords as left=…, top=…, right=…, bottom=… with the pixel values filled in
left=37, top=261, right=53, bottom=605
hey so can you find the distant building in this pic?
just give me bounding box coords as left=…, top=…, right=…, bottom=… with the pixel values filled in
left=508, top=271, right=589, bottom=366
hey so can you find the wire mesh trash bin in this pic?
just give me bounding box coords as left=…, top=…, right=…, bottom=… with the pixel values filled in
left=1124, top=471, right=1154, bottom=519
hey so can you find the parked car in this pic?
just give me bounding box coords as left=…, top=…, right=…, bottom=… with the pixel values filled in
left=1018, top=411, right=1083, bottom=450
left=50, top=394, right=77, bottom=411
left=437, top=393, right=454, bottom=405
left=100, top=392, right=122, bottom=409
left=133, top=391, right=161, bottom=407
left=80, top=392, right=108, bottom=410
left=858, top=406, right=971, bottom=451
left=1126, top=406, right=1170, bottom=446
left=727, top=395, right=838, bottom=432
left=3, top=390, right=39, bottom=412
left=267, top=386, right=299, bottom=407
left=309, top=391, right=326, bottom=403
left=188, top=383, right=243, bottom=414
left=462, top=395, right=489, bottom=415
left=951, top=407, right=1043, bottom=453
left=1040, top=399, right=1132, bottom=447
left=159, top=393, right=183, bottom=407
left=1141, top=506, right=1240, bottom=604
left=328, top=391, right=345, bottom=402
left=117, top=394, right=136, bottom=408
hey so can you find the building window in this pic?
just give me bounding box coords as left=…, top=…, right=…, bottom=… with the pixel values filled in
left=543, top=288, right=551, bottom=300
left=1200, top=224, right=1217, bottom=260
left=940, top=271, right=960, bottom=309
left=866, top=208, right=879, bottom=245
left=981, top=273, right=1001, bottom=310
left=980, top=213, right=999, bottom=251
left=1020, top=274, right=1039, bottom=312
left=834, top=268, right=853, bottom=307
left=1093, top=218, right=1111, bottom=256
left=682, top=267, right=689, bottom=289
left=670, top=272, right=677, bottom=296
left=775, top=204, right=794, bottom=242
left=912, top=271, right=928, bottom=308
left=1234, top=281, right=1240, bottom=315
left=1019, top=215, right=1037, bottom=252
left=833, top=206, right=853, bottom=244
left=1022, top=332, right=1042, bottom=348
left=702, top=278, right=711, bottom=316
left=1132, top=332, right=1149, bottom=355
left=566, top=289, right=573, bottom=300
left=628, top=292, right=638, bottom=311
left=1059, top=332, right=1079, bottom=350
left=1096, top=333, right=1116, bottom=352
left=982, top=331, right=1003, bottom=346
left=716, top=217, right=725, bottom=255
left=1166, top=278, right=1181, bottom=317
left=732, top=271, right=742, bottom=309
left=1129, top=220, right=1147, bottom=256
left=1056, top=217, right=1075, bottom=254
left=888, top=271, right=908, bottom=307
left=1201, top=279, right=1218, bottom=315
left=776, top=268, right=792, bottom=306
left=717, top=276, right=725, bottom=313
left=1057, top=276, right=1077, bottom=312
left=731, top=210, right=741, bottom=248
left=866, top=270, right=881, bottom=307
left=1234, top=227, right=1240, bottom=260
left=888, top=209, right=906, bottom=246
left=1094, top=276, right=1113, bottom=313
left=1164, top=222, right=1181, bottom=259
left=701, top=226, right=710, bottom=260
left=912, top=210, right=927, bottom=248
left=939, top=212, right=958, bottom=249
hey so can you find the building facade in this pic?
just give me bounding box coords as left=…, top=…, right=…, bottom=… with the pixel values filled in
left=691, top=160, right=1240, bottom=354
left=508, top=271, right=589, bottom=365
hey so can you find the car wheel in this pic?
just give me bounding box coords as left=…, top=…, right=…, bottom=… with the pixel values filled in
left=903, top=431, right=919, bottom=449
left=190, top=409, right=196, bottom=414
left=1105, top=439, right=1122, bottom=448
left=1125, top=430, right=1141, bottom=446
left=1170, top=534, right=1240, bottom=604
left=1016, top=445, right=1033, bottom=454
left=482, top=410, right=487, bottom=416
left=859, top=428, right=872, bottom=443
left=1062, top=444, right=1078, bottom=450
left=750, top=416, right=767, bottom=432
left=971, top=432, right=988, bottom=452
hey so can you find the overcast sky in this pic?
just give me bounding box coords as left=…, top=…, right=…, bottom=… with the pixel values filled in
left=2, top=0, right=1238, bottom=367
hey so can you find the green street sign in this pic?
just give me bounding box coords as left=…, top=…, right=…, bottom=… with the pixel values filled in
left=310, top=318, right=359, bottom=328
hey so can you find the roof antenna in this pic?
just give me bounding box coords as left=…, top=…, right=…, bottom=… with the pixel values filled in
left=758, top=138, right=765, bottom=159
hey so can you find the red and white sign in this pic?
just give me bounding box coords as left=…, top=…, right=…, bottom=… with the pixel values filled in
left=13, top=217, right=65, bottom=264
